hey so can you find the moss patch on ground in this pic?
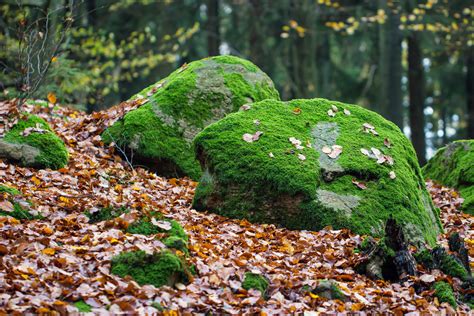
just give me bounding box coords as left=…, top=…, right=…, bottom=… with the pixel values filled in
left=0, top=185, right=40, bottom=220
left=423, top=140, right=474, bottom=214
left=433, top=281, right=457, bottom=308
left=110, top=250, right=191, bottom=288
left=102, top=55, right=280, bottom=180
left=242, top=272, right=269, bottom=296
left=193, top=98, right=441, bottom=246
left=85, top=206, right=130, bottom=223
left=3, top=114, right=68, bottom=169
left=74, top=300, right=92, bottom=312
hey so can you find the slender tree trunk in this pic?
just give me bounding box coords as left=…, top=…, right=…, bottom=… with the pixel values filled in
left=408, top=32, right=426, bottom=165
left=206, top=0, right=220, bottom=56
left=377, top=0, right=403, bottom=129
left=249, top=0, right=265, bottom=67
left=467, top=48, right=474, bottom=139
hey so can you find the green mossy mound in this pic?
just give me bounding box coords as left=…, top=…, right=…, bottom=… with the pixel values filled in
left=242, top=272, right=269, bottom=296
left=103, top=55, right=280, bottom=180
left=433, top=281, right=457, bottom=308
left=193, top=98, right=441, bottom=246
left=1, top=114, right=68, bottom=169
left=311, top=280, right=346, bottom=301
left=127, top=216, right=187, bottom=241
left=423, top=140, right=474, bottom=214
left=110, top=250, right=191, bottom=288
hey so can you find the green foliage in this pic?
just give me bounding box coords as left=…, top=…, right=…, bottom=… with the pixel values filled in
left=110, top=250, right=190, bottom=288
left=242, top=273, right=269, bottom=296
left=74, top=300, right=92, bottom=312
left=0, top=201, right=39, bottom=220
left=193, top=98, right=441, bottom=246
left=85, top=206, right=129, bottom=223
left=433, top=281, right=457, bottom=308
left=0, top=185, right=20, bottom=196
left=103, top=55, right=279, bottom=179
left=163, top=236, right=188, bottom=254
left=4, top=115, right=68, bottom=170
left=423, top=140, right=474, bottom=214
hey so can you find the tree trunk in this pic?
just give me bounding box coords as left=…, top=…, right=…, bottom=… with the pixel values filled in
left=377, top=0, right=403, bottom=129
left=249, top=0, right=265, bottom=67
left=206, top=0, right=220, bottom=56
left=407, top=32, right=426, bottom=165
left=467, top=48, right=474, bottom=139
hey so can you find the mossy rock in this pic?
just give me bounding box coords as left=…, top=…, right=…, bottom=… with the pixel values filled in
left=242, top=272, right=269, bottom=296
left=422, top=140, right=474, bottom=214
left=193, top=98, right=442, bottom=246
left=102, top=55, right=280, bottom=180
left=433, top=281, right=457, bottom=308
left=110, top=250, right=191, bottom=288
left=0, top=114, right=68, bottom=170
left=311, top=280, right=346, bottom=301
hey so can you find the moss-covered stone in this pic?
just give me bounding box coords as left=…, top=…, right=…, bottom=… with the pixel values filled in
left=242, top=272, right=269, bottom=296
left=1, top=114, right=68, bottom=169
left=110, top=250, right=191, bottom=288
left=312, top=280, right=346, bottom=301
left=102, top=55, right=280, bottom=180
left=433, top=281, right=457, bottom=308
left=433, top=247, right=470, bottom=280
left=193, top=98, right=441, bottom=246
left=423, top=140, right=474, bottom=214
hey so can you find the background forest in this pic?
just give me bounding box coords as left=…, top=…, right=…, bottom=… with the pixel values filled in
left=0, top=0, right=473, bottom=163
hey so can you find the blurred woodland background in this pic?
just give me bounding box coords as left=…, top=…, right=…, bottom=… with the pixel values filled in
left=0, top=0, right=472, bottom=163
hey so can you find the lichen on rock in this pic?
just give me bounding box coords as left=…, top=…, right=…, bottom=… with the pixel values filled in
left=102, top=55, right=280, bottom=180
left=423, top=140, right=474, bottom=214
left=0, top=114, right=68, bottom=170
left=193, top=98, right=442, bottom=246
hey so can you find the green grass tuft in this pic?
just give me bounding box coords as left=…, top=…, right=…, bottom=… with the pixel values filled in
left=242, top=272, right=269, bottom=296
left=85, top=206, right=129, bottom=223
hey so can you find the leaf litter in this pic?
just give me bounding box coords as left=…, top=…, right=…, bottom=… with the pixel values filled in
left=0, top=100, right=472, bottom=314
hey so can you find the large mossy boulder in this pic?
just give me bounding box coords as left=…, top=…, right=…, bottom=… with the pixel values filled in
left=193, top=98, right=442, bottom=246
left=422, top=140, right=473, bottom=214
left=102, top=55, right=280, bottom=179
left=0, top=114, right=68, bottom=170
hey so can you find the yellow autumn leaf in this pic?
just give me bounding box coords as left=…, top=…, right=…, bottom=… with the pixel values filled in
left=51, top=56, right=58, bottom=63
left=42, top=248, right=55, bottom=256
left=309, top=292, right=319, bottom=299
left=47, top=92, right=57, bottom=104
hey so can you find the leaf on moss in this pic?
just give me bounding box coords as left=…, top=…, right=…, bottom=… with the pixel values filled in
left=352, top=178, right=367, bottom=190
left=292, top=107, right=301, bottom=115
left=327, top=109, right=336, bottom=117
left=151, top=218, right=171, bottom=230
left=240, top=104, right=251, bottom=111
left=343, top=109, right=351, bottom=116
left=384, top=138, right=392, bottom=148
left=389, top=171, right=396, bottom=179
left=328, top=145, right=343, bottom=159
left=298, top=154, right=306, bottom=161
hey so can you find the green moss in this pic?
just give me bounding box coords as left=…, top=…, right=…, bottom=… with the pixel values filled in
left=110, top=250, right=190, bottom=288
left=0, top=185, right=20, bottom=196
left=151, top=302, right=164, bottom=311
left=85, top=206, right=129, bottom=223
left=193, top=98, right=441, bottom=246
left=423, top=140, right=474, bottom=214
left=434, top=247, right=469, bottom=280
left=4, top=114, right=68, bottom=169
left=127, top=217, right=187, bottom=241
left=312, top=280, right=346, bottom=301
left=103, top=55, right=279, bottom=180
left=414, top=249, right=435, bottom=269
left=74, top=300, right=92, bottom=312
left=163, top=236, right=188, bottom=254
left=433, top=281, right=457, bottom=308
left=242, top=272, right=269, bottom=296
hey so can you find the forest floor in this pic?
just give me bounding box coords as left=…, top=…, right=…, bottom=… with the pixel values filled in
left=0, top=101, right=473, bottom=314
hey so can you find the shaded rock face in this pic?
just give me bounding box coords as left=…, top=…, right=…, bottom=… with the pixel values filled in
left=423, top=140, right=474, bottom=214
left=0, top=115, right=68, bottom=170
left=193, top=98, right=442, bottom=246
left=102, top=55, right=280, bottom=180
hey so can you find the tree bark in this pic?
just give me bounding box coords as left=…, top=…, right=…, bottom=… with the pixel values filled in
left=377, top=0, right=403, bottom=129
left=206, top=0, right=220, bottom=56
left=408, top=32, right=426, bottom=165
left=249, top=0, right=265, bottom=67
left=467, top=48, right=474, bottom=139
